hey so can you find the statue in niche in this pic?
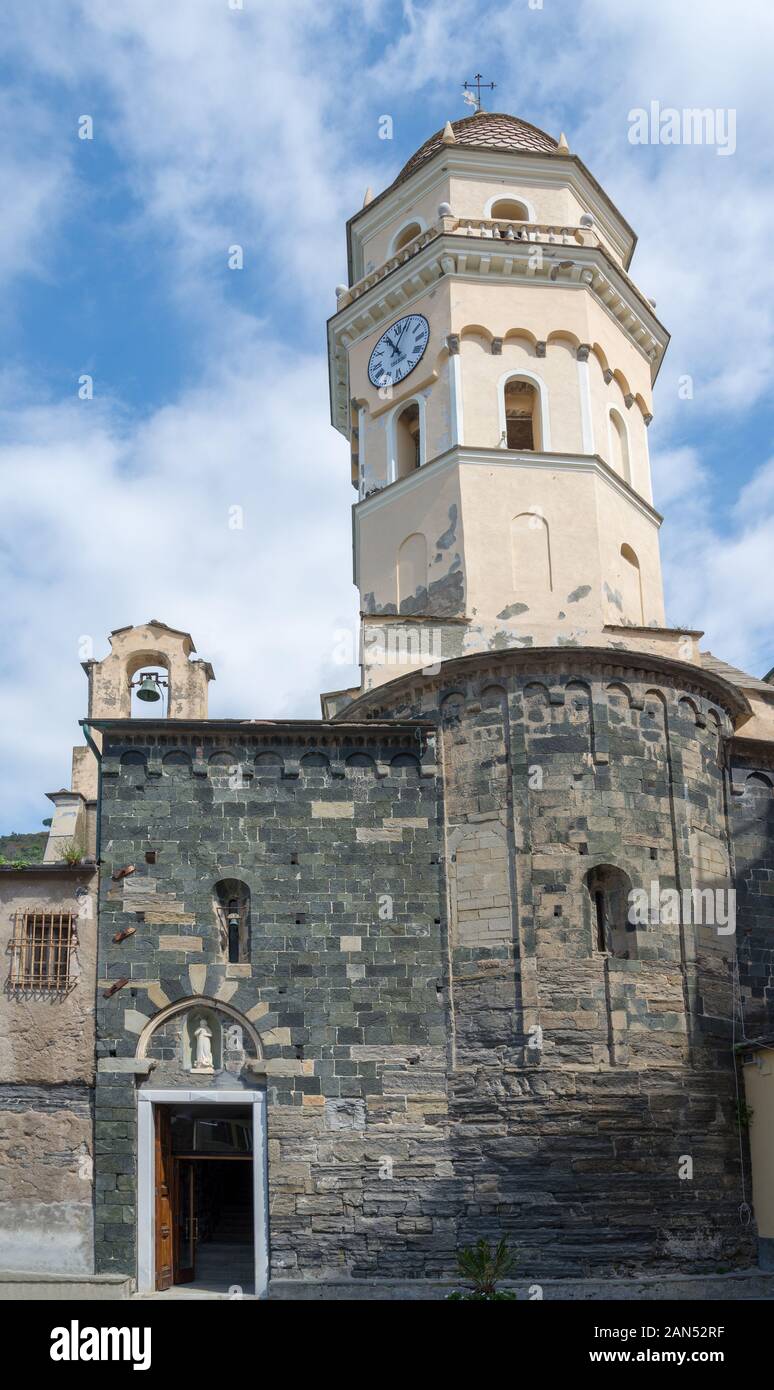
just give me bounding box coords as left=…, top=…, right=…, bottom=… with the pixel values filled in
left=192, top=1018, right=214, bottom=1072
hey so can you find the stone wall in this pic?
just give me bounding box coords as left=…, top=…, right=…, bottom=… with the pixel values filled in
left=350, top=648, right=761, bottom=1276
left=93, top=723, right=450, bottom=1280
left=0, top=867, right=97, bottom=1275
left=89, top=648, right=773, bottom=1285
left=729, top=743, right=774, bottom=1037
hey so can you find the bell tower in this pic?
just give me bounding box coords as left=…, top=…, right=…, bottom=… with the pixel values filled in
left=327, top=110, right=671, bottom=697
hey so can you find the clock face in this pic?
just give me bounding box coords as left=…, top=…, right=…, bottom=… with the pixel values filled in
left=367, top=314, right=430, bottom=388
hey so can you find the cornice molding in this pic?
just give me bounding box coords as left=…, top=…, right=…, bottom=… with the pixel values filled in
left=328, top=232, right=668, bottom=434
left=334, top=645, right=751, bottom=725
left=728, top=735, right=774, bottom=764
left=354, top=445, right=663, bottom=528
left=347, top=148, right=637, bottom=277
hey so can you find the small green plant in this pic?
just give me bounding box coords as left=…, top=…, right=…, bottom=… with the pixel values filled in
left=447, top=1238, right=517, bottom=1301
left=737, top=1099, right=754, bottom=1130
left=61, top=840, right=85, bottom=866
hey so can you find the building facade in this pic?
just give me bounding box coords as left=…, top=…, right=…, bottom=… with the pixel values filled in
left=4, top=110, right=774, bottom=1296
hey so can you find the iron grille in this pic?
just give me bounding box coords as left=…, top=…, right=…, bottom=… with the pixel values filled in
left=9, top=911, right=77, bottom=991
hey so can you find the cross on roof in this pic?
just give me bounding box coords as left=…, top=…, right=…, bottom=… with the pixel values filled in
left=462, top=74, right=496, bottom=112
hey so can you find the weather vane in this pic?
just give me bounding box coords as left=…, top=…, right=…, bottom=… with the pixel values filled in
left=462, top=74, right=496, bottom=112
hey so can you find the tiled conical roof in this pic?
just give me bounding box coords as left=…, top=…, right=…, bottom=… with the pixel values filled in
left=394, top=110, right=557, bottom=186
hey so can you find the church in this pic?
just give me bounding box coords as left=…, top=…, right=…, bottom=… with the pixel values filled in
left=2, top=106, right=774, bottom=1300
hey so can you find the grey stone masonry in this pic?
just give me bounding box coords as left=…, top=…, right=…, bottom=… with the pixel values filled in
left=92, top=720, right=449, bottom=1280
left=89, top=642, right=774, bottom=1285
left=729, top=739, right=774, bottom=1035
left=342, top=647, right=766, bottom=1278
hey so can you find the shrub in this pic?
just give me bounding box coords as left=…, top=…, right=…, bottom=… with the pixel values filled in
left=447, top=1238, right=517, bottom=1301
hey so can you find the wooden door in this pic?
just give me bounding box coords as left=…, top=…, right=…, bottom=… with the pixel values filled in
left=154, top=1107, right=174, bottom=1290
left=175, top=1159, right=196, bottom=1284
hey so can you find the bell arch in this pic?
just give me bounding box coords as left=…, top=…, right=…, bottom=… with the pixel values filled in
left=85, top=622, right=213, bottom=720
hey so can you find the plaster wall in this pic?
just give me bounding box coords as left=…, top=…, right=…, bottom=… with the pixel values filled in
left=742, top=1048, right=774, bottom=1240
left=0, top=872, right=97, bottom=1083
left=356, top=164, right=624, bottom=276
left=350, top=279, right=653, bottom=499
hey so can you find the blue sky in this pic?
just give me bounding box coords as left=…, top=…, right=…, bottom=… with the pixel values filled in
left=1, top=0, right=773, bottom=830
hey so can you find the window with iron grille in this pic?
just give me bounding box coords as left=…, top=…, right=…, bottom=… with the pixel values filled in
left=9, top=911, right=77, bottom=991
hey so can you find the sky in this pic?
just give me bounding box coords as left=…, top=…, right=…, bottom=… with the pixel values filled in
left=0, top=0, right=773, bottom=831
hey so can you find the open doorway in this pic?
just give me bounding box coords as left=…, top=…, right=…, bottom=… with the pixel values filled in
left=154, top=1101, right=257, bottom=1294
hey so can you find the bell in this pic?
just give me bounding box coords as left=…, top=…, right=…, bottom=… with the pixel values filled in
left=136, top=674, right=162, bottom=703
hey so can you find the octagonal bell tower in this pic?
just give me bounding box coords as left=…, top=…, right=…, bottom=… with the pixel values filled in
left=326, top=110, right=673, bottom=702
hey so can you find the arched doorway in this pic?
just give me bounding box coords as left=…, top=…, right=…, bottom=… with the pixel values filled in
left=136, top=999, right=268, bottom=1297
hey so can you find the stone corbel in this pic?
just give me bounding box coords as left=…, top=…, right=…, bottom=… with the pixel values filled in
left=643, top=412, right=653, bottom=426
left=446, top=333, right=460, bottom=355
left=491, top=337, right=503, bottom=355
left=603, top=368, right=614, bottom=383
left=535, top=340, right=546, bottom=357
left=730, top=768, right=750, bottom=797
left=623, top=393, right=635, bottom=409
left=576, top=344, right=591, bottom=362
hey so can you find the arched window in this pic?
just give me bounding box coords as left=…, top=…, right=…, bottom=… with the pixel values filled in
left=504, top=378, right=540, bottom=450
left=608, top=408, right=631, bottom=484
left=489, top=197, right=530, bottom=223
left=392, top=220, right=423, bottom=254
left=586, top=864, right=636, bottom=958
left=212, top=879, right=251, bottom=965
left=395, top=401, right=421, bottom=478
left=620, top=544, right=644, bottom=624
left=397, top=532, right=428, bottom=609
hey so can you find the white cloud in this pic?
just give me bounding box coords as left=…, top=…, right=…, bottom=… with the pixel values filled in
left=0, top=348, right=359, bottom=827
left=1, top=0, right=773, bottom=830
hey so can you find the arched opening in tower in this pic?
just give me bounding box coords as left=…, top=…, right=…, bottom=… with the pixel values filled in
left=395, top=402, right=421, bottom=478
left=504, top=379, right=539, bottom=450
